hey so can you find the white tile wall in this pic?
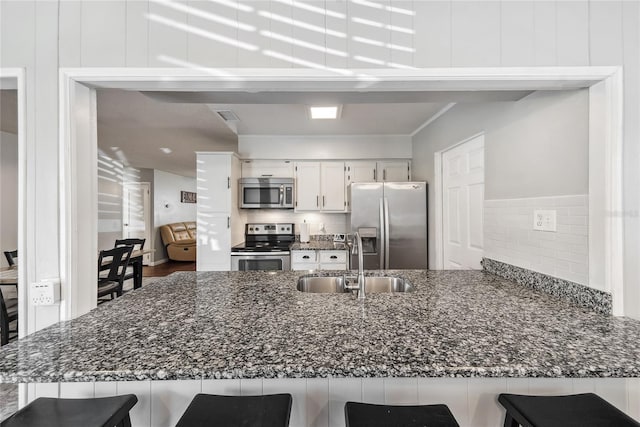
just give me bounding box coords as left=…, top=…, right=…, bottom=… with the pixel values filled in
left=26, top=377, right=640, bottom=427
left=484, top=195, right=589, bottom=286
left=245, top=211, right=348, bottom=236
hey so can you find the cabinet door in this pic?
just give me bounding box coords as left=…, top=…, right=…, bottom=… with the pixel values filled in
left=321, top=161, right=345, bottom=211
left=197, top=154, right=231, bottom=212
left=196, top=212, right=230, bottom=271
left=378, top=161, right=411, bottom=182
left=295, top=162, right=321, bottom=211
left=345, top=161, right=377, bottom=211
left=346, top=161, right=378, bottom=184
left=241, top=160, right=294, bottom=178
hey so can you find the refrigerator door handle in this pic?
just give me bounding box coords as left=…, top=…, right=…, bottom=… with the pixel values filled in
left=379, top=198, right=385, bottom=268
left=384, top=197, right=390, bottom=268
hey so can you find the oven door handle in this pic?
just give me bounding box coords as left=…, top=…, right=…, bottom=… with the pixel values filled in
left=231, top=251, right=291, bottom=256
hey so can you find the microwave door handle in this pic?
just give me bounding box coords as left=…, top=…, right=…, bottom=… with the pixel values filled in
left=279, top=185, right=284, bottom=206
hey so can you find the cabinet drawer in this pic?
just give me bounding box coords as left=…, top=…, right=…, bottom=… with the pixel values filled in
left=292, top=251, right=317, bottom=263
left=319, top=251, right=347, bottom=264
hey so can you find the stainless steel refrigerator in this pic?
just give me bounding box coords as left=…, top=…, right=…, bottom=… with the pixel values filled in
left=349, top=182, right=427, bottom=270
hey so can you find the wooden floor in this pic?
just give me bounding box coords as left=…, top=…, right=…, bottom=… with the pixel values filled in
left=143, top=260, right=196, bottom=277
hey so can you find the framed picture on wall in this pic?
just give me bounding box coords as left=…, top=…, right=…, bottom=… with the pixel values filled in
left=181, top=191, right=197, bottom=203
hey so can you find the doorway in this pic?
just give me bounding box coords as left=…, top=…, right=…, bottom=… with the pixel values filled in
left=122, top=182, right=151, bottom=265
left=59, top=67, right=623, bottom=316
left=441, top=134, right=485, bottom=270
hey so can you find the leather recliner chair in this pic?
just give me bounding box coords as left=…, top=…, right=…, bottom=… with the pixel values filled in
left=159, top=222, right=197, bottom=261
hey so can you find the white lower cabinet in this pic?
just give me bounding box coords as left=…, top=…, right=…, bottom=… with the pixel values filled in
left=291, top=250, right=348, bottom=271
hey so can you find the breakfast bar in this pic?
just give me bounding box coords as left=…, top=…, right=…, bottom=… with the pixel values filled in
left=1, top=270, right=639, bottom=427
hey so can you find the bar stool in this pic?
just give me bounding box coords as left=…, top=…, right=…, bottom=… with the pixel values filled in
left=175, top=393, right=292, bottom=427
left=498, top=393, right=640, bottom=427
left=0, top=394, right=138, bottom=427
left=345, top=401, right=460, bottom=427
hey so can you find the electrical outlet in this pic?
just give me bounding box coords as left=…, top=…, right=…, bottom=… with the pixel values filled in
left=30, top=279, right=61, bottom=305
left=533, top=210, right=557, bottom=232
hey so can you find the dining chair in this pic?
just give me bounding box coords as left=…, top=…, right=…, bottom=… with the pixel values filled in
left=0, top=287, right=18, bottom=346
left=4, top=250, right=17, bottom=267
left=97, top=245, right=134, bottom=303
left=114, top=239, right=145, bottom=290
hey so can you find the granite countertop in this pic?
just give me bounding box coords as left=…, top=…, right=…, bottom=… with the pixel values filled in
left=1, top=270, right=640, bottom=383
left=289, top=241, right=349, bottom=251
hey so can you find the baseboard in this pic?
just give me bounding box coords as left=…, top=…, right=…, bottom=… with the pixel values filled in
left=148, top=258, right=168, bottom=266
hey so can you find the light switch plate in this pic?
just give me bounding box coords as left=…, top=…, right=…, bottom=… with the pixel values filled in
left=533, top=210, right=557, bottom=232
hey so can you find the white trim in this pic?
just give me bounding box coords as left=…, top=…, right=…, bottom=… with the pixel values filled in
left=411, top=103, right=456, bottom=137
left=59, top=66, right=625, bottom=315
left=434, top=132, right=486, bottom=271
left=0, top=69, right=29, bottom=338
left=148, top=258, right=168, bottom=267
left=604, top=69, right=624, bottom=316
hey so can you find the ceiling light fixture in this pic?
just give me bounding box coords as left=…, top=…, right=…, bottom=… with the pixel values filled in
left=309, top=105, right=341, bottom=119
left=160, top=147, right=172, bottom=154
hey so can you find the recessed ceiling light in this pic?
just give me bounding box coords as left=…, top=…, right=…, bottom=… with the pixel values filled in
left=160, top=147, right=172, bottom=154
left=309, top=105, right=341, bottom=119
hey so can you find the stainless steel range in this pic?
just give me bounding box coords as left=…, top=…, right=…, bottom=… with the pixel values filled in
left=230, top=223, right=294, bottom=271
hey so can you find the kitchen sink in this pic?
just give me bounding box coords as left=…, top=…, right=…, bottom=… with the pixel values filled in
left=296, top=275, right=413, bottom=294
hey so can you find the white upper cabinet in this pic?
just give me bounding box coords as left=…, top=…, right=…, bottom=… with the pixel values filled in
left=345, top=161, right=378, bottom=184
left=197, top=153, right=232, bottom=213
left=241, top=160, right=294, bottom=178
left=295, top=162, right=321, bottom=211
left=320, top=162, right=346, bottom=211
left=295, top=161, right=345, bottom=212
left=378, top=161, right=411, bottom=182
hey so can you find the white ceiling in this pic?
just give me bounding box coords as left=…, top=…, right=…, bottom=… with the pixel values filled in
left=96, top=89, right=533, bottom=178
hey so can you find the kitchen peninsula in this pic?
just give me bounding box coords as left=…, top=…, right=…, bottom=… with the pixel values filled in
left=1, top=270, right=640, bottom=427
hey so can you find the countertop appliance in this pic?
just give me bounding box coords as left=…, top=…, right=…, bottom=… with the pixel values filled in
left=239, top=177, right=294, bottom=209
left=230, top=223, right=294, bottom=271
left=349, top=182, right=427, bottom=270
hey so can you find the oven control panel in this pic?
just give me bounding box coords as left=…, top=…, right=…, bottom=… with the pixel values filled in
left=246, top=223, right=294, bottom=235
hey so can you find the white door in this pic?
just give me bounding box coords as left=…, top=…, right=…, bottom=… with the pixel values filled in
left=442, top=135, right=484, bottom=269
left=123, top=182, right=151, bottom=265
left=295, top=162, right=321, bottom=211
left=378, top=161, right=410, bottom=182
left=320, top=161, right=345, bottom=211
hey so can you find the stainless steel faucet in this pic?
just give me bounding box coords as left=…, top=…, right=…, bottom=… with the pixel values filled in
left=345, top=232, right=366, bottom=299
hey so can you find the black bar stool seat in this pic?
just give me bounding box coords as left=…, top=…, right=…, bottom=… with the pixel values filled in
left=0, top=394, right=138, bottom=427
left=345, top=401, right=460, bottom=427
left=498, top=393, right=640, bottom=427
left=175, top=393, right=292, bottom=427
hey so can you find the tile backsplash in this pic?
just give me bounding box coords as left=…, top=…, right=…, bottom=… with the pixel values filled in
left=484, top=195, right=589, bottom=286
left=244, top=210, right=348, bottom=236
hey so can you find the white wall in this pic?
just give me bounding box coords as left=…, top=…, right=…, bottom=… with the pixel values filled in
left=412, top=90, right=590, bottom=272
left=153, top=169, right=197, bottom=262
left=97, top=150, right=123, bottom=252
left=0, top=131, right=18, bottom=268
left=485, top=195, right=590, bottom=287
left=238, top=135, right=412, bottom=160
left=1, top=0, right=639, bottom=327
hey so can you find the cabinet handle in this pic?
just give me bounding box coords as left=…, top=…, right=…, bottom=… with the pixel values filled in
left=227, top=217, right=230, bottom=228
left=261, top=174, right=273, bottom=177
left=330, top=255, right=337, bottom=259
left=316, top=195, right=319, bottom=207
left=303, top=255, right=310, bottom=259
left=383, top=169, right=386, bottom=181
left=373, top=169, right=377, bottom=180
left=227, top=177, right=230, bottom=189
left=323, top=195, right=325, bottom=207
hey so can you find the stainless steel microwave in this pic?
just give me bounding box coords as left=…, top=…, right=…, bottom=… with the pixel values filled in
left=239, top=178, right=294, bottom=209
